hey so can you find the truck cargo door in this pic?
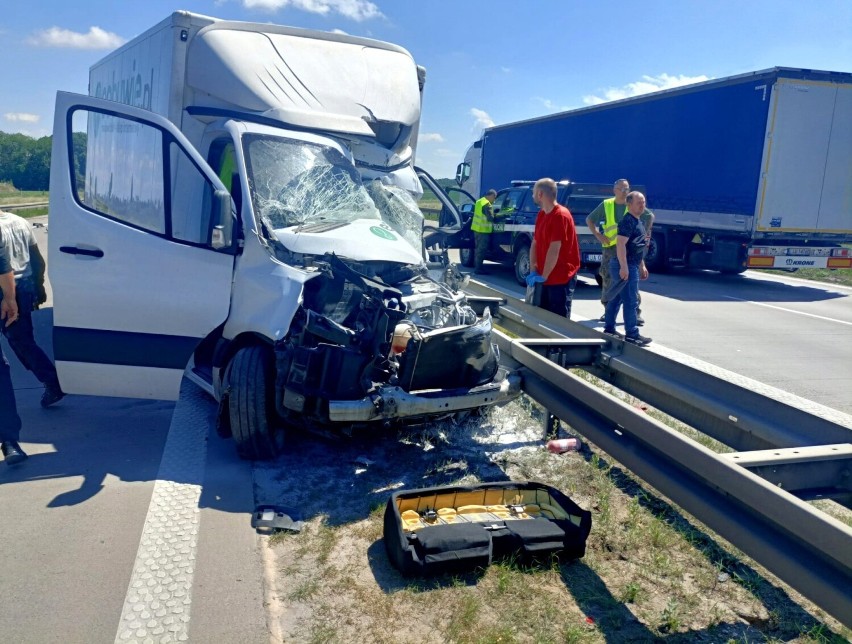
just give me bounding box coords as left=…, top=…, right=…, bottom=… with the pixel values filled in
left=817, top=83, right=852, bottom=233
left=47, top=92, right=237, bottom=400
left=756, top=80, right=852, bottom=233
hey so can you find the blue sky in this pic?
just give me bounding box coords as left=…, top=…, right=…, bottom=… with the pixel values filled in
left=2, top=0, right=850, bottom=179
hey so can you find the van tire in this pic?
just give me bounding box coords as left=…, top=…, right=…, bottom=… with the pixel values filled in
left=228, top=346, right=284, bottom=460
left=459, top=247, right=475, bottom=267
left=514, top=242, right=531, bottom=286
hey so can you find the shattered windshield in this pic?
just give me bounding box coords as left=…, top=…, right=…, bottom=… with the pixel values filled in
left=243, top=134, right=424, bottom=250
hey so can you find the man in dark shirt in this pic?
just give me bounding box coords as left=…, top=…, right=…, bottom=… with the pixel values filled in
left=586, top=179, right=654, bottom=324
left=528, top=178, right=581, bottom=318
left=603, top=192, right=652, bottom=345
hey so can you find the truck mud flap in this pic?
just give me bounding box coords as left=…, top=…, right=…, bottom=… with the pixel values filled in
left=384, top=481, right=591, bottom=576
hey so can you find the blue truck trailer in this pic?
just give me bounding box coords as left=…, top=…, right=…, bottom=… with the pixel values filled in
left=456, top=68, right=852, bottom=273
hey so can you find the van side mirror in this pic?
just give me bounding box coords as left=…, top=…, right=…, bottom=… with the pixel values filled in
left=455, top=162, right=470, bottom=187
left=211, top=189, right=233, bottom=249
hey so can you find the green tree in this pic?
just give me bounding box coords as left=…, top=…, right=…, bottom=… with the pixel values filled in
left=19, top=136, right=51, bottom=190
left=0, top=132, right=31, bottom=187
left=0, top=130, right=80, bottom=191
left=72, top=132, right=88, bottom=189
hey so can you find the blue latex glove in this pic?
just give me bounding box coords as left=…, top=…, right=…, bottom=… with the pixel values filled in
left=526, top=271, right=545, bottom=287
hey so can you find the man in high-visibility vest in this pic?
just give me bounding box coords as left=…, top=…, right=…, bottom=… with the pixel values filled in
left=471, top=189, right=498, bottom=274
left=586, top=179, right=654, bottom=324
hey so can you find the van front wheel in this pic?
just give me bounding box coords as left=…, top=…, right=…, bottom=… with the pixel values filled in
left=227, top=346, right=285, bottom=460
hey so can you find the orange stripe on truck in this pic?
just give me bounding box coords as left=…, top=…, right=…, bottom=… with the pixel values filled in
left=747, top=256, right=775, bottom=267
left=827, top=257, right=852, bottom=269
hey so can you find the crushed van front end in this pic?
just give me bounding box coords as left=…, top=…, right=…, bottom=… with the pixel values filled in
left=272, top=254, right=520, bottom=431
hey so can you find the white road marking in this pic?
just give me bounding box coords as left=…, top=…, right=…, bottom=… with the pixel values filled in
left=722, top=296, right=852, bottom=326
left=114, top=381, right=211, bottom=643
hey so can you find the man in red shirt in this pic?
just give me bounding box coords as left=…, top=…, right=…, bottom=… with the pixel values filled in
left=528, top=178, right=580, bottom=318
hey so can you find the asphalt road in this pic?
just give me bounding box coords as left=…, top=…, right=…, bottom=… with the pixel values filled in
left=0, top=217, right=267, bottom=643
left=0, top=325, right=268, bottom=643
left=460, top=255, right=852, bottom=415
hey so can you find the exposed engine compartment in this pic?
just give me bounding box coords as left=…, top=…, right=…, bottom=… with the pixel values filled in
left=273, top=254, right=500, bottom=425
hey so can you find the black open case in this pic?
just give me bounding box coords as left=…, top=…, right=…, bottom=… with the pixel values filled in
left=384, top=481, right=592, bottom=576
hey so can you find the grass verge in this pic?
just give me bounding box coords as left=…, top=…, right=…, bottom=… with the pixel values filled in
left=762, top=267, right=852, bottom=288
left=257, top=396, right=850, bottom=643
left=13, top=207, right=49, bottom=218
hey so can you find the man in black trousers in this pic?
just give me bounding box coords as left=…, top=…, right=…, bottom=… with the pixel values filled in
left=0, top=254, right=27, bottom=464
left=0, top=209, right=64, bottom=410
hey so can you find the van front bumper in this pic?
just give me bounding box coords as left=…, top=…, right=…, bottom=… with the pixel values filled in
left=327, top=369, right=522, bottom=422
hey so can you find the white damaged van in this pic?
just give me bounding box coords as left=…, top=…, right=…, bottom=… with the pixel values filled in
left=48, top=12, right=518, bottom=459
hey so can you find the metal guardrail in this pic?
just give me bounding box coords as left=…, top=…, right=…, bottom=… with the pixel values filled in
left=1, top=201, right=49, bottom=211
left=467, top=282, right=852, bottom=629
left=490, top=295, right=850, bottom=450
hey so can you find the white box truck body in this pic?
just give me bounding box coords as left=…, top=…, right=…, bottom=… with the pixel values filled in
left=49, top=12, right=518, bottom=459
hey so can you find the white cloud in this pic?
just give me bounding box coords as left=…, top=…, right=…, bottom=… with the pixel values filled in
left=534, top=97, right=571, bottom=112
left=433, top=148, right=457, bottom=158
left=4, top=113, right=40, bottom=123
left=582, top=73, right=711, bottom=106
left=242, top=0, right=382, bottom=21
left=27, top=26, right=125, bottom=49
left=418, top=132, right=444, bottom=144
left=470, top=108, right=494, bottom=130
left=330, top=28, right=348, bottom=35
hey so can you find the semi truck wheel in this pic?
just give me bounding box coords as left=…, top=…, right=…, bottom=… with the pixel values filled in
left=227, top=346, right=285, bottom=460
left=645, top=234, right=667, bottom=272
left=459, top=247, right=475, bottom=267
left=514, top=243, right=531, bottom=286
